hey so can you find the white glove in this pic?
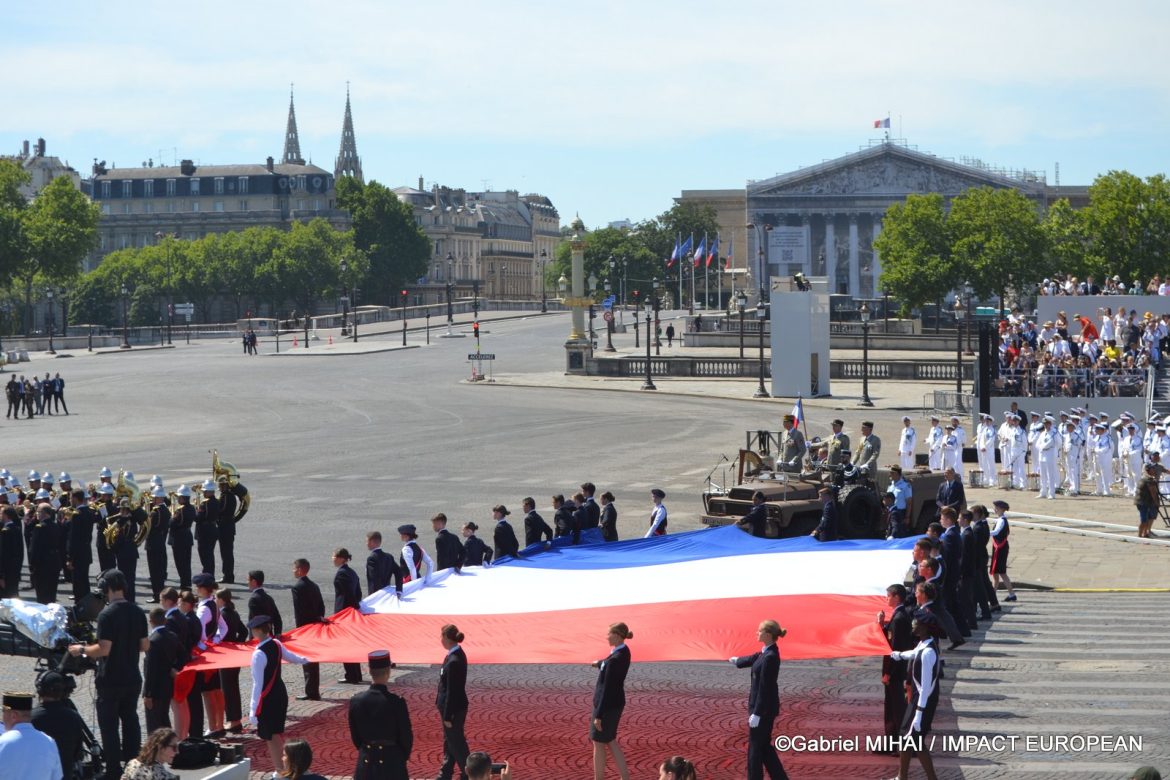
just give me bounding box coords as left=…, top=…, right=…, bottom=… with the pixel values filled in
left=729, top=656, right=737, bottom=665
left=909, top=712, right=922, bottom=734
left=748, top=714, right=760, bottom=728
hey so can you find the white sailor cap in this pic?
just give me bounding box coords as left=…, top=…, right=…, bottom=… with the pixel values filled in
left=200, top=479, right=216, bottom=492
left=34, top=488, right=50, bottom=500
left=1059, top=411, right=1069, bottom=417
left=1127, top=422, right=1138, bottom=430
left=40, top=472, right=53, bottom=484
left=1159, top=425, right=1169, bottom=432
left=1094, top=422, right=1107, bottom=430
left=1043, top=415, right=1055, bottom=422
left=149, top=475, right=163, bottom=486
left=176, top=484, right=192, bottom=498
left=980, top=413, right=993, bottom=420
left=930, top=414, right=940, bottom=421
left=28, top=470, right=40, bottom=481
left=1149, top=419, right=1159, bottom=425
left=1071, top=415, right=1082, bottom=422
left=58, top=472, right=71, bottom=483
left=98, top=483, right=115, bottom=495
left=1120, top=412, right=1134, bottom=421
left=1088, top=412, right=1099, bottom=419
left=950, top=414, right=961, bottom=421
left=99, top=467, right=112, bottom=479
left=1030, top=411, right=1041, bottom=417
left=150, top=486, right=166, bottom=498
left=1100, top=412, right=1111, bottom=419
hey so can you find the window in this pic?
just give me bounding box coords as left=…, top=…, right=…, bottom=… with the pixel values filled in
left=192, top=201, right=200, bottom=212
left=214, top=201, right=224, bottom=212
left=167, top=201, right=176, bottom=213
left=238, top=177, right=249, bottom=194
left=313, top=199, right=321, bottom=210
left=144, top=180, right=154, bottom=198
left=238, top=199, right=248, bottom=211
left=190, top=178, right=200, bottom=196
left=297, top=174, right=306, bottom=190
left=122, top=180, right=132, bottom=198
left=166, top=179, right=176, bottom=196
left=101, top=181, right=111, bottom=198
left=143, top=202, right=153, bottom=214
left=214, top=177, right=224, bottom=194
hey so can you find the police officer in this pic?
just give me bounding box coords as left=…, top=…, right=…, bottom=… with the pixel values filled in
left=194, top=480, right=220, bottom=576
left=145, top=487, right=170, bottom=602
left=348, top=649, right=413, bottom=780
left=885, top=465, right=912, bottom=538
left=168, top=485, right=195, bottom=589
left=216, top=477, right=238, bottom=584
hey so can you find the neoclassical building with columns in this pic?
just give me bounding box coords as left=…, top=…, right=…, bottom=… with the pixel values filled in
left=681, top=141, right=1083, bottom=299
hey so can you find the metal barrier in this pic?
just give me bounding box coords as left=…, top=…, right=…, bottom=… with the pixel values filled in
left=990, top=366, right=1149, bottom=399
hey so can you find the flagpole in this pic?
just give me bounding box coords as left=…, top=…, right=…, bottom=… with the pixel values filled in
left=678, top=232, right=684, bottom=314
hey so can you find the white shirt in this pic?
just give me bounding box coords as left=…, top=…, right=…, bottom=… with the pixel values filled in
left=402, top=542, right=436, bottom=582
left=0, top=722, right=63, bottom=780
left=645, top=504, right=668, bottom=537
left=196, top=598, right=228, bottom=650
left=248, top=637, right=310, bottom=720
left=890, top=639, right=939, bottom=715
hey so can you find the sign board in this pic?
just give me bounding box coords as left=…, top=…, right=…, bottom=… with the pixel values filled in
left=175, top=303, right=195, bottom=314
left=767, top=226, right=810, bottom=274
left=184, top=314, right=192, bottom=322
left=468, top=353, right=496, bottom=361
left=603, top=311, right=614, bottom=323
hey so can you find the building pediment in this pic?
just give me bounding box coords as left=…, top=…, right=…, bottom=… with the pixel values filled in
left=748, top=144, right=1042, bottom=199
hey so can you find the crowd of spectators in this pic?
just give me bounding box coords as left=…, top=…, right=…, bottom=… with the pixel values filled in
left=993, top=306, right=1165, bottom=398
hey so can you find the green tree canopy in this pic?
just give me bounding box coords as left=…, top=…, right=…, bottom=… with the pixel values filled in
left=873, top=193, right=954, bottom=312
left=948, top=186, right=1048, bottom=304
left=336, top=178, right=430, bottom=305
left=1081, top=171, right=1170, bottom=284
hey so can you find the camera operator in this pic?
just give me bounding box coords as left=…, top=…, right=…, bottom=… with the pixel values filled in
left=466, top=751, right=511, bottom=780
left=67, top=568, right=149, bottom=780
left=31, top=671, right=86, bottom=779
left=0, top=691, right=63, bottom=779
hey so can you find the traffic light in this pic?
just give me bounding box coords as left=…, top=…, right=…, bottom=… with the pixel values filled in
left=473, top=321, right=480, bottom=340
left=401, top=290, right=408, bottom=305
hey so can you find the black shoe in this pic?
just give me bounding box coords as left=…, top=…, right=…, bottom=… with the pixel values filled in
left=991, top=605, right=1002, bottom=612
left=337, top=678, right=365, bottom=685
left=227, top=725, right=244, bottom=734
left=295, top=694, right=321, bottom=701
left=205, top=729, right=226, bottom=739
left=221, top=577, right=234, bottom=584
left=948, top=640, right=967, bottom=650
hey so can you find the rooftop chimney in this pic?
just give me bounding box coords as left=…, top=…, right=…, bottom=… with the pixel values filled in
left=266, top=156, right=274, bottom=172
left=35, top=138, right=45, bottom=157
left=419, top=175, right=424, bottom=191
left=22, top=140, right=29, bottom=157
left=179, top=159, right=196, bottom=176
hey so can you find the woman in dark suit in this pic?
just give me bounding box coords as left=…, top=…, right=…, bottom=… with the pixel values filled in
left=461, top=522, right=492, bottom=567
left=599, top=491, right=619, bottom=542
left=436, top=624, right=469, bottom=780
left=591, top=621, right=632, bottom=780
left=216, top=588, right=249, bottom=734
left=332, top=547, right=363, bottom=684
left=731, top=620, right=789, bottom=780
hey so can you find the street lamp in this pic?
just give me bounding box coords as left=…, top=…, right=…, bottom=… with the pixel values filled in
left=753, top=300, right=769, bottom=398
left=472, top=280, right=479, bottom=320
left=632, top=290, right=641, bottom=348
left=962, top=280, right=974, bottom=356
left=859, top=301, right=873, bottom=407
left=501, top=263, right=507, bottom=300
left=652, top=277, right=661, bottom=356
left=608, top=255, right=617, bottom=324
left=953, top=295, right=965, bottom=403
left=120, top=283, right=130, bottom=349
left=59, top=286, right=68, bottom=341
left=737, top=291, right=747, bottom=360
left=641, top=301, right=656, bottom=391
left=45, top=288, right=55, bottom=354
left=540, top=249, right=548, bottom=313
left=557, top=274, right=568, bottom=300
left=446, top=251, right=455, bottom=336
left=401, top=289, right=409, bottom=346
left=604, top=279, right=615, bottom=352
left=339, top=258, right=350, bottom=336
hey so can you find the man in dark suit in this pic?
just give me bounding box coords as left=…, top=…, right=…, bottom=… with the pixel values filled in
left=333, top=548, right=363, bottom=685
left=143, top=607, right=179, bottom=732
left=738, top=491, right=769, bottom=538
left=246, top=570, right=283, bottom=637
left=522, top=497, right=553, bottom=547
left=365, top=532, right=402, bottom=596
left=878, top=584, right=915, bottom=745
left=431, top=514, right=465, bottom=572
left=290, top=558, right=325, bottom=700
left=0, top=506, right=23, bottom=598
left=580, top=482, right=601, bottom=529
left=957, top=510, right=981, bottom=630
left=348, top=649, right=412, bottom=780
left=935, top=467, right=966, bottom=518
left=971, top=504, right=1000, bottom=617
left=66, top=489, right=96, bottom=601
left=492, top=505, right=520, bottom=560
left=812, top=486, right=838, bottom=542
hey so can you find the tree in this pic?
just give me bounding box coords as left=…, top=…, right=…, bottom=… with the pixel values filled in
left=874, top=193, right=954, bottom=313
left=336, top=178, right=429, bottom=305
left=1042, top=199, right=1093, bottom=279
left=1081, top=171, right=1170, bottom=284
left=260, top=218, right=349, bottom=316
left=0, top=162, right=29, bottom=285
left=948, top=187, right=1048, bottom=309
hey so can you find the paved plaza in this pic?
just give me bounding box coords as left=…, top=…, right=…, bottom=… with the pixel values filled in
left=1, top=311, right=1166, bottom=778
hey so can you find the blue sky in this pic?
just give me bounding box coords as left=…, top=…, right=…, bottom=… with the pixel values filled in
left=4, top=1, right=1168, bottom=226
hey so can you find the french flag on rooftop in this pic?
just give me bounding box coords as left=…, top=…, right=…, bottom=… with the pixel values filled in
left=874, top=117, right=890, bottom=128
left=183, top=528, right=917, bottom=675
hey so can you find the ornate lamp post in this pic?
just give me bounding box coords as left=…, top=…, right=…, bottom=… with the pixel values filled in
left=641, top=301, right=656, bottom=391
left=120, top=283, right=130, bottom=349
left=604, top=279, right=615, bottom=352
left=401, top=289, right=409, bottom=346
left=339, top=258, right=350, bottom=336
left=652, top=277, right=661, bottom=356
left=859, top=301, right=873, bottom=407
left=45, top=288, right=56, bottom=354
left=954, top=295, right=965, bottom=403
left=753, top=300, right=769, bottom=398
left=540, top=249, right=548, bottom=313
left=501, top=263, right=507, bottom=300
left=446, top=252, right=455, bottom=336
left=632, top=290, right=641, bottom=348
left=737, top=291, right=747, bottom=360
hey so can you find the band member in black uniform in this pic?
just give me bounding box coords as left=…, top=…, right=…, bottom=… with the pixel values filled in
left=877, top=584, right=915, bottom=746
left=0, top=506, right=22, bottom=598
left=591, top=621, right=633, bottom=780
left=93, top=483, right=116, bottom=573
left=290, top=558, right=325, bottom=701
left=111, top=499, right=140, bottom=603
left=432, top=514, right=465, bottom=572
left=247, top=615, right=309, bottom=775
left=522, top=497, right=553, bottom=546
left=29, top=503, right=61, bottom=604
left=365, top=532, right=402, bottom=596
left=731, top=620, right=789, bottom=780
left=66, top=488, right=96, bottom=601
left=142, top=607, right=179, bottom=733
left=598, top=491, right=619, bottom=542
left=194, top=480, right=220, bottom=576
left=436, top=624, right=469, bottom=780
left=217, top=588, right=248, bottom=733
left=145, top=487, right=170, bottom=603
left=216, top=477, right=238, bottom=583
left=169, top=485, right=195, bottom=589
left=348, top=649, right=413, bottom=780
left=888, top=614, right=944, bottom=780
left=398, top=524, right=435, bottom=584
left=247, top=570, right=284, bottom=637
left=491, top=507, right=520, bottom=561
left=460, top=523, right=492, bottom=567
left=333, top=548, right=364, bottom=684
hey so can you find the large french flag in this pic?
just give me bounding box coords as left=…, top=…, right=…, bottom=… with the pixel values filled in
left=182, top=527, right=916, bottom=675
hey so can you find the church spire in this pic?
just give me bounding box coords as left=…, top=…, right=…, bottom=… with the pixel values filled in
left=334, top=82, right=364, bottom=183
left=283, top=84, right=305, bottom=166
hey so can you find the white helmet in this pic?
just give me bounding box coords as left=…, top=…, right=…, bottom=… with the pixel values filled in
left=28, top=470, right=40, bottom=481
left=124, top=471, right=135, bottom=482
left=9, top=479, right=21, bottom=489
left=150, top=486, right=167, bottom=498
left=149, top=475, right=163, bottom=486
left=34, top=488, right=50, bottom=500
left=58, top=472, right=71, bottom=483
left=98, top=483, right=115, bottom=496
left=200, top=479, right=216, bottom=493
left=176, top=485, right=192, bottom=498
left=0, top=469, right=9, bottom=479
left=41, top=472, right=54, bottom=485
left=99, top=467, right=112, bottom=479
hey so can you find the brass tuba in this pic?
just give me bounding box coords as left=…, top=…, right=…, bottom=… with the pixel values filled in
left=212, top=449, right=250, bottom=522
left=114, top=470, right=152, bottom=547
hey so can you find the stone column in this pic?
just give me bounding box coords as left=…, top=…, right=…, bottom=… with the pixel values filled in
left=824, top=214, right=836, bottom=294
left=871, top=214, right=883, bottom=295
left=570, top=233, right=585, bottom=340
left=848, top=214, right=860, bottom=297
left=800, top=214, right=811, bottom=273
